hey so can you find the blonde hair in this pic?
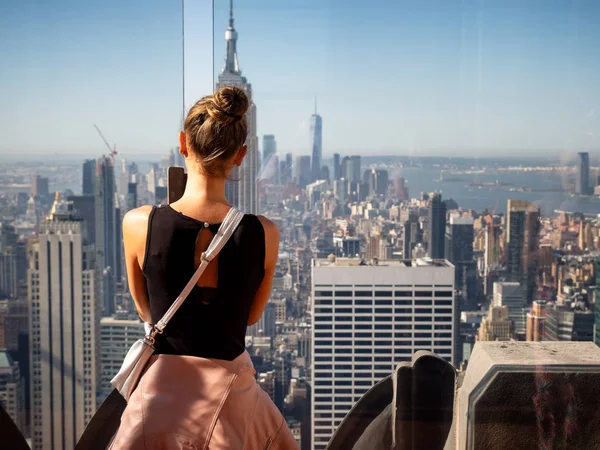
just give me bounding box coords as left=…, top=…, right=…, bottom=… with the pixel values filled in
left=183, top=85, right=249, bottom=176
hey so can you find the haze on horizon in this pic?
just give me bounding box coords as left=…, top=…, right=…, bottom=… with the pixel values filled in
left=1, top=0, right=599, bottom=158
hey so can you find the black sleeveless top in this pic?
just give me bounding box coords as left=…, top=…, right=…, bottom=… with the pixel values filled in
left=142, top=205, right=266, bottom=361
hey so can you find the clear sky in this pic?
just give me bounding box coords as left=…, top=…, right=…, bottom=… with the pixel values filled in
left=2, top=0, right=600, bottom=159
left=213, top=0, right=600, bottom=158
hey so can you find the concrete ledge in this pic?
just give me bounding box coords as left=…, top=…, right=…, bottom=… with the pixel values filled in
left=454, top=342, right=600, bottom=450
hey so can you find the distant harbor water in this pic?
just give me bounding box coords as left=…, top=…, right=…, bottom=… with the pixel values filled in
left=397, top=167, right=600, bottom=216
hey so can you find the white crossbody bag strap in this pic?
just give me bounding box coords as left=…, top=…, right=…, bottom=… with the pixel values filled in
left=153, top=207, right=244, bottom=335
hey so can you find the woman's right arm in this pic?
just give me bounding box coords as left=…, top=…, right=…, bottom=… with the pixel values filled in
left=247, top=216, right=280, bottom=325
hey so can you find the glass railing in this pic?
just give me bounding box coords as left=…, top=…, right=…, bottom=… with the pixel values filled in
left=212, top=1, right=600, bottom=449
left=0, top=0, right=185, bottom=448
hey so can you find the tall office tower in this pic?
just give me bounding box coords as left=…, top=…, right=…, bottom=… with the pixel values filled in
left=295, top=156, right=312, bottom=188
left=67, top=195, right=95, bottom=245
left=526, top=300, right=546, bottom=342
left=493, top=281, right=525, bottom=338
left=0, top=349, right=25, bottom=434
left=0, top=223, right=20, bottom=299
left=506, top=199, right=540, bottom=304
left=478, top=305, right=513, bottom=341
left=339, top=156, right=361, bottom=184
left=340, top=156, right=361, bottom=183
left=95, top=156, right=118, bottom=316
left=32, top=175, right=49, bottom=198
left=350, top=156, right=361, bottom=183
left=216, top=0, right=259, bottom=214
left=310, top=101, right=323, bottom=183
left=579, top=221, right=594, bottom=250
left=262, top=135, right=279, bottom=184
left=82, top=159, right=96, bottom=196
left=363, top=169, right=389, bottom=196
left=117, top=159, right=130, bottom=198
left=395, top=177, right=409, bottom=200
left=127, top=182, right=138, bottom=211
left=29, top=194, right=99, bottom=449
left=445, top=217, right=476, bottom=310
left=428, top=193, right=446, bottom=259
left=99, top=316, right=144, bottom=396
left=263, top=134, right=276, bottom=166
left=311, top=257, right=455, bottom=449
left=333, top=178, right=348, bottom=203
left=484, top=222, right=501, bottom=273
left=333, top=153, right=341, bottom=181
left=279, top=153, right=293, bottom=185
left=576, top=152, right=590, bottom=195
left=402, top=214, right=421, bottom=259
left=545, top=303, right=594, bottom=341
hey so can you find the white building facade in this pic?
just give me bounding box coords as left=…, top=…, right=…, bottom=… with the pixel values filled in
left=311, top=257, right=456, bottom=450
left=99, top=316, right=144, bottom=396
left=29, top=196, right=99, bottom=449
left=493, top=281, right=525, bottom=337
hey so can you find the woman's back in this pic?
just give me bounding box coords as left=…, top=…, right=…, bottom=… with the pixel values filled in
left=143, top=204, right=265, bottom=360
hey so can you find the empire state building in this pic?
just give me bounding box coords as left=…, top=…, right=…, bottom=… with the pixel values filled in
left=216, top=0, right=259, bottom=214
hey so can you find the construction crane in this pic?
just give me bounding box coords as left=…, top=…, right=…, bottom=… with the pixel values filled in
left=93, top=124, right=117, bottom=164
left=93, top=124, right=123, bottom=211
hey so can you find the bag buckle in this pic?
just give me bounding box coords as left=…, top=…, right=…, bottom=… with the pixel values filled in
left=148, top=326, right=163, bottom=344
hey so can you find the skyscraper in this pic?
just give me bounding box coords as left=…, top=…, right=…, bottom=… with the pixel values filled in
left=333, top=153, right=341, bottom=181
left=339, top=156, right=361, bottom=184
left=95, top=156, right=118, bottom=316
left=311, top=257, right=456, bottom=449
left=310, top=100, right=323, bottom=183
left=506, top=199, right=540, bottom=304
left=67, top=195, right=95, bottom=245
left=262, top=135, right=279, bottom=184
left=0, top=349, right=25, bottom=434
left=295, top=156, right=311, bottom=188
left=127, top=182, right=138, bottom=211
left=263, top=134, right=276, bottom=165
left=493, top=281, right=525, bottom=338
left=32, top=175, right=49, bottom=198
left=445, top=216, right=476, bottom=310
left=363, top=169, right=389, bottom=196
left=576, top=152, right=590, bottom=195
left=280, top=153, right=293, bottom=185
left=82, top=159, right=96, bottom=196
left=428, top=193, right=446, bottom=259
left=0, top=223, right=22, bottom=300
left=216, top=0, right=259, bottom=214
left=29, top=194, right=99, bottom=449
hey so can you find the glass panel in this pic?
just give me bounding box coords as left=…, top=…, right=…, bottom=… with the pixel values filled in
left=1, top=0, right=186, bottom=445
left=213, top=0, right=600, bottom=449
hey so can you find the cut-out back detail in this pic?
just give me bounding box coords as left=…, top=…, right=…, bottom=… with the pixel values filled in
left=142, top=205, right=266, bottom=361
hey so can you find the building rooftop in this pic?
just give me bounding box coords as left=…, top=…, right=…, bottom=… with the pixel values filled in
left=314, top=256, right=453, bottom=268
left=0, top=349, right=14, bottom=369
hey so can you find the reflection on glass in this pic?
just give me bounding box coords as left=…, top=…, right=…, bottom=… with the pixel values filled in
left=212, top=0, right=600, bottom=449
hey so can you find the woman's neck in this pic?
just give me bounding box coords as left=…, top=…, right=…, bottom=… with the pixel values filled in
left=180, top=171, right=229, bottom=205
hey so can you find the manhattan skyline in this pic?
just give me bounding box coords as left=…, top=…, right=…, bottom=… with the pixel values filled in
left=2, top=0, right=600, bottom=157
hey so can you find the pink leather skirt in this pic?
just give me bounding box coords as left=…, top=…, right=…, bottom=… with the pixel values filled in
left=109, top=351, right=299, bottom=449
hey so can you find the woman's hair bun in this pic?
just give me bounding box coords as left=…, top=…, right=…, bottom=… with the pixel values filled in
left=206, top=86, right=249, bottom=124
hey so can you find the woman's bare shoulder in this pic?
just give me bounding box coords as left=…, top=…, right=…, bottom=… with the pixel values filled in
left=123, top=205, right=154, bottom=234
left=256, top=215, right=280, bottom=240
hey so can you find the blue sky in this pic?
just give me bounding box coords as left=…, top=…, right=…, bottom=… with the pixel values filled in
left=1, top=0, right=600, bottom=158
